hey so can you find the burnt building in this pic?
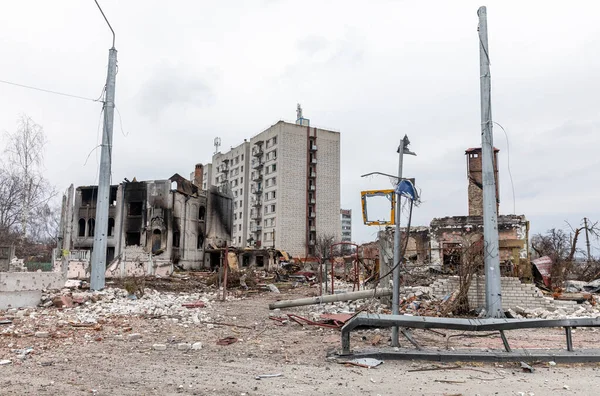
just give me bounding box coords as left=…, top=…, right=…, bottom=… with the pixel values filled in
left=62, top=172, right=233, bottom=271
left=378, top=147, right=530, bottom=279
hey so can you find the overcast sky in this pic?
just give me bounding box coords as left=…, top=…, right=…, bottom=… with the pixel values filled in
left=1, top=1, right=599, bottom=252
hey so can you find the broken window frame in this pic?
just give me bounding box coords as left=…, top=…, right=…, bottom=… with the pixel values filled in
left=360, top=189, right=396, bottom=226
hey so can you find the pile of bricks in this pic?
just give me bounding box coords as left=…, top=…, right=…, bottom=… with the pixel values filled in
left=430, top=276, right=569, bottom=312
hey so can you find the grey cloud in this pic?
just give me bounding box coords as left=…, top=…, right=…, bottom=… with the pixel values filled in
left=136, top=65, right=215, bottom=117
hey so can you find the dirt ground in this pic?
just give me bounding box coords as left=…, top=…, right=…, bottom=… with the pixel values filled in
left=2, top=285, right=600, bottom=396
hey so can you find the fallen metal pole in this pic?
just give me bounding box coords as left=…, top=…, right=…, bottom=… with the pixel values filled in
left=268, top=288, right=391, bottom=310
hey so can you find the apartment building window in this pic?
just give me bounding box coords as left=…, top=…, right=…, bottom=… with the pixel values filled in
left=241, top=155, right=244, bottom=161
left=270, top=204, right=276, bottom=213
left=272, top=176, right=277, bottom=185
left=239, top=224, right=242, bottom=231
left=238, top=236, right=241, bottom=244
left=271, top=164, right=277, bottom=172
left=272, top=136, right=277, bottom=145
left=234, top=213, right=237, bottom=220
left=239, top=211, right=242, bottom=219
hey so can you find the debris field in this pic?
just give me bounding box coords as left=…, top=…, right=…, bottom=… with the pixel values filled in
left=2, top=277, right=600, bottom=395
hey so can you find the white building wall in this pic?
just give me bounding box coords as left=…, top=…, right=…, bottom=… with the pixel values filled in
left=211, top=141, right=250, bottom=247
left=315, top=128, right=341, bottom=245
left=203, top=120, right=340, bottom=259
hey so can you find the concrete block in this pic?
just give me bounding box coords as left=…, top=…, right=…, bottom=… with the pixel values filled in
left=35, top=331, right=50, bottom=338
left=128, top=333, right=142, bottom=341
left=177, top=343, right=191, bottom=351
left=192, top=342, right=203, bottom=350
left=0, top=290, right=41, bottom=310
left=152, top=344, right=167, bottom=351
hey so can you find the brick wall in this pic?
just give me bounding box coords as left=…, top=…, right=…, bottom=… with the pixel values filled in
left=430, top=276, right=577, bottom=313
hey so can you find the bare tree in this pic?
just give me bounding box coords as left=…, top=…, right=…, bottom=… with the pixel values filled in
left=3, top=115, right=56, bottom=239
left=444, top=234, right=484, bottom=315
left=315, top=233, right=336, bottom=263
left=531, top=221, right=600, bottom=287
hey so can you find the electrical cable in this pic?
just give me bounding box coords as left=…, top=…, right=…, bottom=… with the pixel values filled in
left=0, top=79, right=102, bottom=102
left=493, top=121, right=516, bottom=214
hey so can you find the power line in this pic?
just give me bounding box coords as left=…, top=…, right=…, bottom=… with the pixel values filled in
left=0, top=79, right=102, bottom=103
left=493, top=122, right=516, bottom=215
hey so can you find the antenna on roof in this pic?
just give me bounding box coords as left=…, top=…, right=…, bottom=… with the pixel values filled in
left=214, top=137, right=221, bottom=154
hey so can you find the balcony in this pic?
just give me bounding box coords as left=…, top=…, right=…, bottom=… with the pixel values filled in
left=308, top=240, right=315, bottom=245
left=311, top=158, right=317, bottom=164
left=252, top=198, right=262, bottom=207
left=252, top=160, right=264, bottom=169
left=310, top=144, right=318, bottom=151
left=310, top=225, right=316, bottom=232
left=309, top=171, right=316, bottom=178
left=252, top=187, right=263, bottom=195
left=252, top=212, right=262, bottom=221
left=309, top=212, right=316, bottom=218
left=309, top=198, right=316, bottom=204
left=251, top=225, right=263, bottom=232
left=252, top=147, right=264, bottom=157
left=252, top=173, right=263, bottom=182
left=309, top=185, right=315, bottom=191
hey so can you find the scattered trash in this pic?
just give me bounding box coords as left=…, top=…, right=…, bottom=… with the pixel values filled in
left=563, top=385, right=570, bottom=390
left=548, top=361, right=557, bottom=366
left=255, top=373, right=283, bottom=380
left=342, top=358, right=383, bottom=369
left=434, top=379, right=466, bottom=384
left=267, top=284, right=280, bottom=293
left=0, top=319, right=13, bottom=325
left=182, top=301, right=206, bottom=308
left=520, top=362, right=535, bottom=373
left=0, top=360, right=11, bottom=366
left=216, top=336, right=238, bottom=346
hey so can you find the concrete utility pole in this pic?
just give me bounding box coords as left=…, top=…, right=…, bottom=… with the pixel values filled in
left=391, top=135, right=416, bottom=347
left=478, top=6, right=503, bottom=318
left=584, top=217, right=591, bottom=262
left=91, top=1, right=117, bottom=291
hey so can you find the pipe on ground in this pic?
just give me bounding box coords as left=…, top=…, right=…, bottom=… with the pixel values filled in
left=268, top=288, right=391, bottom=310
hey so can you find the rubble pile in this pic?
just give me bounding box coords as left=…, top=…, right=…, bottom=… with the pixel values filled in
left=510, top=297, right=600, bottom=320
left=34, top=287, right=236, bottom=325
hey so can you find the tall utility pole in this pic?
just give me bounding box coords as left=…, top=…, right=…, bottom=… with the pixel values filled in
left=91, top=1, right=117, bottom=291
left=584, top=217, right=591, bottom=262
left=391, top=135, right=416, bottom=347
left=478, top=6, right=503, bottom=318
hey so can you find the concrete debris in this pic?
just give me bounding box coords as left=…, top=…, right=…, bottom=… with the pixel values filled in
left=520, top=361, right=535, bottom=373
left=267, top=284, right=280, bottom=293
left=0, top=360, right=12, bottom=366
left=255, top=373, right=283, bottom=380
left=345, top=358, right=383, bottom=368
left=191, top=342, right=203, bottom=350
left=36, top=287, right=231, bottom=325
left=177, top=343, right=191, bottom=350
left=152, top=344, right=167, bottom=351
left=35, top=331, right=50, bottom=338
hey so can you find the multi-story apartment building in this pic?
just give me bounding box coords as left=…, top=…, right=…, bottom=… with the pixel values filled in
left=340, top=209, right=352, bottom=243
left=205, top=108, right=341, bottom=258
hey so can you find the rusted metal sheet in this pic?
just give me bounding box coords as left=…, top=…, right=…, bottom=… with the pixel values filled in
left=532, top=256, right=552, bottom=287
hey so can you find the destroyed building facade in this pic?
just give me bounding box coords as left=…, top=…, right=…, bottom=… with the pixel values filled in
left=59, top=172, right=233, bottom=273
left=204, top=107, right=341, bottom=258
left=378, top=147, right=529, bottom=278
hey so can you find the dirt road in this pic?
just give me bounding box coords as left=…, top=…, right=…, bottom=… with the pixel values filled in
left=2, top=286, right=600, bottom=395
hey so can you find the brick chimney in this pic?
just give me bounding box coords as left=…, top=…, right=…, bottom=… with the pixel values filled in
left=193, top=163, right=204, bottom=188
left=465, top=147, right=499, bottom=216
